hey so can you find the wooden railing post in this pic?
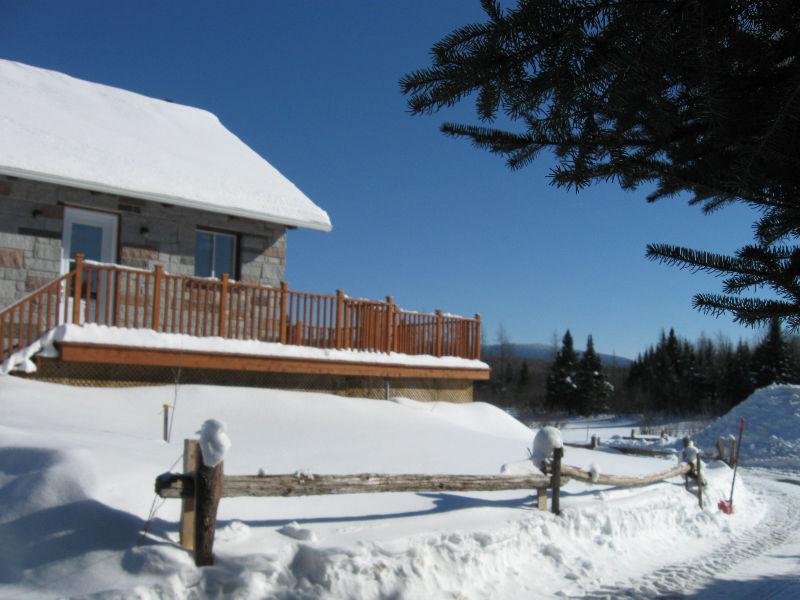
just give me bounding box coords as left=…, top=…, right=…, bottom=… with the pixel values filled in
left=385, top=296, right=393, bottom=353
left=474, top=313, right=481, bottom=359
left=279, top=281, right=288, bottom=345
left=435, top=309, right=443, bottom=357
left=72, top=253, right=84, bottom=324
left=218, top=274, right=229, bottom=338
left=335, top=289, right=344, bottom=350
left=151, top=265, right=164, bottom=331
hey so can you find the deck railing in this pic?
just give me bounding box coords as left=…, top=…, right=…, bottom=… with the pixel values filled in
left=0, top=254, right=481, bottom=365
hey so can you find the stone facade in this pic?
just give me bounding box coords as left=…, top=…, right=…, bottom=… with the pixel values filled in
left=0, top=175, right=287, bottom=308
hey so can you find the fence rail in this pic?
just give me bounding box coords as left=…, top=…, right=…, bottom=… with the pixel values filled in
left=0, top=254, right=482, bottom=365
left=155, top=439, right=703, bottom=567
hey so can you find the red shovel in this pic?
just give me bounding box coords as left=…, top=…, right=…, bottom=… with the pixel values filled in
left=719, top=417, right=746, bottom=514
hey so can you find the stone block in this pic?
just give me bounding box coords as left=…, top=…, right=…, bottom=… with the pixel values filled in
left=0, top=233, right=34, bottom=251
left=123, top=258, right=149, bottom=269
left=0, top=247, right=24, bottom=268
left=25, top=257, right=59, bottom=273
left=26, top=274, right=53, bottom=292
left=0, top=267, right=26, bottom=281
left=121, top=246, right=159, bottom=261
left=34, top=242, right=62, bottom=261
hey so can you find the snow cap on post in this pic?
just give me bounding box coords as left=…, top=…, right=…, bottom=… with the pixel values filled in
left=682, top=440, right=699, bottom=464
left=197, top=419, right=231, bottom=467
left=532, top=426, right=563, bottom=467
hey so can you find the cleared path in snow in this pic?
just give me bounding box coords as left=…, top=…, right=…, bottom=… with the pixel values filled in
left=578, top=472, right=800, bottom=599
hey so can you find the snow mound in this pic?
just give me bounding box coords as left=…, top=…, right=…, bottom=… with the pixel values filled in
left=392, top=397, right=531, bottom=438
left=198, top=419, right=231, bottom=467
left=532, top=426, right=563, bottom=466
left=696, top=384, right=800, bottom=471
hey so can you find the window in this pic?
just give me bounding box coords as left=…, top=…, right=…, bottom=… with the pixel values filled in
left=195, top=230, right=236, bottom=278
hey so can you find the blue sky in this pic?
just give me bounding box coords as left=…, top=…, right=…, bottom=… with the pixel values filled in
left=1, top=1, right=765, bottom=359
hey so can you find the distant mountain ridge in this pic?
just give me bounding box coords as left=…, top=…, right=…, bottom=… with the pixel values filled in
left=482, top=342, right=633, bottom=367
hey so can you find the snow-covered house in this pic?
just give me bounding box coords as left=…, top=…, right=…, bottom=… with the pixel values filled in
left=0, top=60, right=487, bottom=400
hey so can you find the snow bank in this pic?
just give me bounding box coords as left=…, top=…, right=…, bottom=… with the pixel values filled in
left=0, top=324, right=489, bottom=375
left=696, top=384, right=800, bottom=471
left=0, top=377, right=762, bottom=599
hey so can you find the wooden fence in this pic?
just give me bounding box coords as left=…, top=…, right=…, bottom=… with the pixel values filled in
left=0, top=254, right=482, bottom=364
left=155, top=441, right=700, bottom=567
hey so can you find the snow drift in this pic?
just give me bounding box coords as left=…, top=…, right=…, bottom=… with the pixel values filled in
left=696, top=384, right=800, bottom=471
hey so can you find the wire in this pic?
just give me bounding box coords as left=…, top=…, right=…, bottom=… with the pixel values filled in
left=167, top=367, right=182, bottom=443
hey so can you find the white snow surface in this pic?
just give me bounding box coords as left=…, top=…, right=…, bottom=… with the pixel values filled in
left=0, top=323, right=489, bottom=375
left=0, top=377, right=770, bottom=599
left=198, top=419, right=231, bottom=467
left=696, top=384, right=800, bottom=471
left=0, top=59, right=331, bottom=231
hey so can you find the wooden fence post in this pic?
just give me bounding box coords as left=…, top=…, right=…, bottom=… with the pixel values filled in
left=435, top=309, right=443, bottom=357
left=151, top=265, right=163, bottom=331
left=195, top=451, right=223, bottom=567
left=729, top=437, right=737, bottom=467
left=218, top=274, right=229, bottom=338
left=536, top=486, right=548, bottom=511
left=72, top=253, right=84, bottom=324
left=716, top=438, right=725, bottom=461
left=696, top=455, right=703, bottom=509
left=551, top=446, right=563, bottom=515
left=385, top=296, right=393, bottom=353
left=279, top=282, right=288, bottom=345
left=335, top=289, right=344, bottom=349
left=179, top=439, right=199, bottom=550
left=162, top=404, right=169, bottom=442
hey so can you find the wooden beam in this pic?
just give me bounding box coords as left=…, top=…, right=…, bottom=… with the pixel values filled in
left=54, top=342, right=491, bottom=380
left=157, top=471, right=553, bottom=499
left=561, top=463, right=691, bottom=488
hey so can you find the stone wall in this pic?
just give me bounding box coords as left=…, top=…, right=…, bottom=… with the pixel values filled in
left=0, top=175, right=287, bottom=308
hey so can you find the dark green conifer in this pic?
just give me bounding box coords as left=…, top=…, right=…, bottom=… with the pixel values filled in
left=576, top=335, right=611, bottom=415
left=546, top=330, right=579, bottom=413
left=403, top=0, right=800, bottom=328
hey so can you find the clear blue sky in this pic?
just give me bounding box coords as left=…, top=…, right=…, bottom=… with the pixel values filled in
left=1, top=0, right=766, bottom=359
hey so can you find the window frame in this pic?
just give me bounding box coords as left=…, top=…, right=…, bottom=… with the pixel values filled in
left=194, top=227, right=239, bottom=279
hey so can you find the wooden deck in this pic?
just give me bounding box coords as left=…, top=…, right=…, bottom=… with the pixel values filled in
left=1, top=255, right=485, bottom=378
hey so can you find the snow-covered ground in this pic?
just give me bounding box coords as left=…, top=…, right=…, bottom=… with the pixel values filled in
left=0, top=377, right=797, bottom=599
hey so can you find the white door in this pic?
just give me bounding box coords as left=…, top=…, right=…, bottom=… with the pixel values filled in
left=61, top=207, right=119, bottom=324
left=61, top=207, right=118, bottom=273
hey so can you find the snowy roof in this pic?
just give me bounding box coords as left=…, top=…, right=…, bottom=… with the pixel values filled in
left=0, top=60, right=331, bottom=231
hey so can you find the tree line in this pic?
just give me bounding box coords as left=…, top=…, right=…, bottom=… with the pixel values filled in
left=624, top=319, right=800, bottom=415
left=478, top=319, right=800, bottom=416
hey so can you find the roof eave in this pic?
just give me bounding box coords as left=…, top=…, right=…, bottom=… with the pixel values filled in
left=0, top=165, right=333, bottom=233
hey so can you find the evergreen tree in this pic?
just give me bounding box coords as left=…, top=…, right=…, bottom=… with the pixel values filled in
left=752, top=318, right=798, bottom=387
left=719, top=340, right=755, bottom=413
left=517, top=360, right=530, bottom=391
left=546, top=330, right=579, bottom=413
left=403, top=0, right=800, bottom=328
left=576, top=335, right=611, bottom=415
